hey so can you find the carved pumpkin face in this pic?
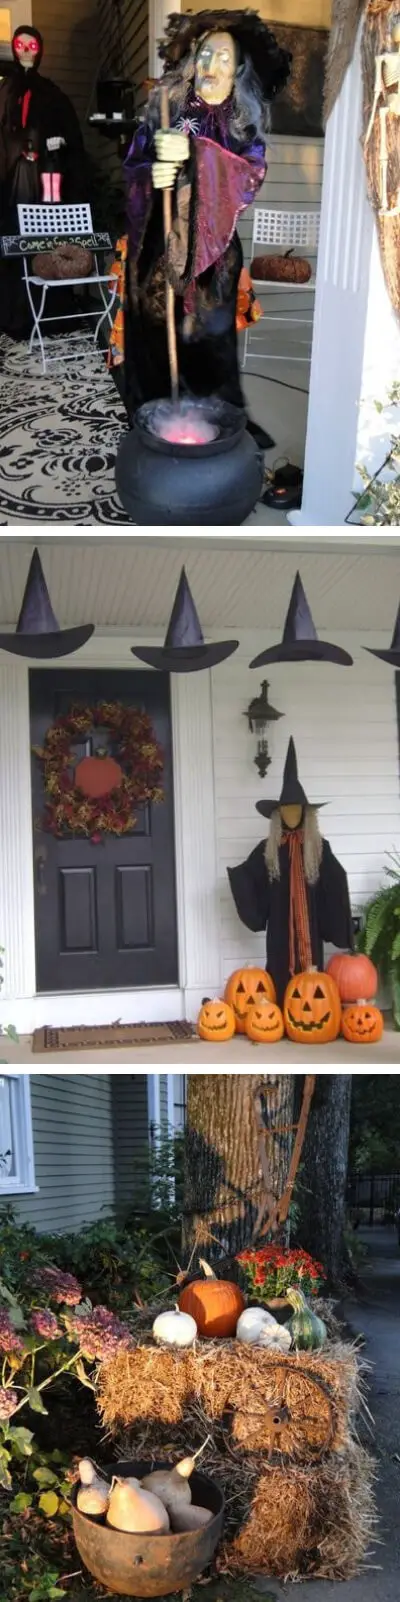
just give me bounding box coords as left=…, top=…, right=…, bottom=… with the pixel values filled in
left=224, top=966, right=276, bottom=1033
left=341, top=1003, right=383, bottom=1044
left=197, top=998, right=236, bottom=1042
left=326, top=953, right=378, bottom=1003
left=246, top=998, right=284, bottom=1044
left=75, top=754, right=123, bottom=799
left=284, top=968, right=341, bottom=1045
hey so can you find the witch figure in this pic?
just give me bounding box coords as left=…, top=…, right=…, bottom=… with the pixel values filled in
left=227, top=738, right=354, bottom=1005
left=119, top=10, right=291, bottom=426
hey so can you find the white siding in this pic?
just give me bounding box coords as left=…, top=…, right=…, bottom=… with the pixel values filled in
left=238, top=135, right=323, bottom=364
left=96, top=0, right=149, bottom=187
left=211, top=633, right=400, bottom=986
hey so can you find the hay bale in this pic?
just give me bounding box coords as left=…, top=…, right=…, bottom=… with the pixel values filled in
left=223, top=1444, right=376, bottom=1580
left=98, top=1337, right=362, bottom=1461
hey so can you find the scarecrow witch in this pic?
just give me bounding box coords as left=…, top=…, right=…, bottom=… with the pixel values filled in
left=113, top=10, right=291, bottom=428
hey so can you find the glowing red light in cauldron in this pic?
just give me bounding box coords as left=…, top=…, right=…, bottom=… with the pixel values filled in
left=157, top=417, right=218, bottom=446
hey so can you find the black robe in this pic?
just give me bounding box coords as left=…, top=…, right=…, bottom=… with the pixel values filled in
left=0, top=68, right=87, bottom=336
left=227, top=837, right=354, bottom=1006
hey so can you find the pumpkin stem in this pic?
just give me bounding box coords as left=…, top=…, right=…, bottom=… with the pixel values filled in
left=199, top=1258, right=217, bottom=1280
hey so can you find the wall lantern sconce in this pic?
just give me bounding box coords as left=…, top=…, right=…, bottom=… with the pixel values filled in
left=245, top=680, right=283, bottom=779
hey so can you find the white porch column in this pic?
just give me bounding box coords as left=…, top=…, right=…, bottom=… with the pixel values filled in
left=0, top=663, right=35, bottom=1003
left=289, top=29, right=400, bottom=527
left=171, top=672, right=222, bottom=1018
left=148, top=0, right=181, bottom=78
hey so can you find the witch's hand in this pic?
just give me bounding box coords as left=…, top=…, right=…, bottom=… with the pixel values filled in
left=154, top=130, right=190, bottom=164
left=152, top=160, right=180, bottom=189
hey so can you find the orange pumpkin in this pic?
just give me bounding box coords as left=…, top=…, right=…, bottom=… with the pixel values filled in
left=341, top=1002, right=383, bottom=1044
left=326, top=952, right=378, bottom=1002
left=284, top=967, right=341, bottom=1045
left=246, top=997, right=284, bottom=1044
left=197, top=998, right=235, bottom=1042
left=235, top=267, right=262, bottom=332
left=224, top=966, right=276, bottom=1033
left=75, top=754, right=123, bottom=799
left=179, top=1260, right=244, bottom=1338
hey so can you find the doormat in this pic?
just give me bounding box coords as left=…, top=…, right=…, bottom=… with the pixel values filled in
left=32, top=1020, right=198, bottom=1054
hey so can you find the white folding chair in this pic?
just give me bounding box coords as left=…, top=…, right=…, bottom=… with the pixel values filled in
left=17, top=202, right=118, bottom=373
left=242, top=207, right=320, bottom=369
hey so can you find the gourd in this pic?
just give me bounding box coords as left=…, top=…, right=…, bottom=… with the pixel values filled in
left=326, top=952, right=378, bottom=1002
left=77, top=1459, right=110, bottom=1515
left=224, top=966, right=276, bottom=1033
left=197, top=998, right=236, bottom=1042
left=250, top=250, right=312, bottom=284
left=287, top=1286, right=327, bottom=1351
left=152, top=1306, right=197, bottom=1346
left=141, top=1444, right=207, bottom=1515
left=170, top=1505, right=213, bottom=1532
left=179, top=1259, right=245, bottom=1338
left=236, top=1307, right=277, bottom=1344
left=106, top=1476, right=170, bottom=1533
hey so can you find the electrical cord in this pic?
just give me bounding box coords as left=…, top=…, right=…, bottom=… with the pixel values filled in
left=244, top=370, right=308, bottom=395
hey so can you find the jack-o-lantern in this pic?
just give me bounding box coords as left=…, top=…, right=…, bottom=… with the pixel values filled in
left=326, top=952, right=378, bottom=1002
left=341, top=1002, right=383, bottom=1045
left=284, top=967, right=341, bottom=1045
left=75, top=754, right=123, bottom=799
left=246, top=997, right=284, bottom=1044
left=224, top=966, right=276, bottom=1033
left=197, top=998, right=236, bottom=1042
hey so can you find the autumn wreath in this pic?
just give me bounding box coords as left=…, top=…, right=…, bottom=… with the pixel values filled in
left=33, top=701, right=164, bottom=841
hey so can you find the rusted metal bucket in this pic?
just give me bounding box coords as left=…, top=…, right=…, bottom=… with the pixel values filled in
left=72, top=1459, right=225, bottom=1597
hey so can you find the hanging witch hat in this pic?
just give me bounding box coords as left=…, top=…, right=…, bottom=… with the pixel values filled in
left=250, top=572, right=353, bottom=668
left=256, top=736, right=325, bottom=817
left=363, top=599, right=400, bottom=668
left=131, top=567, right=238, bottom=672
left=0, top=549, right=95, bottom=659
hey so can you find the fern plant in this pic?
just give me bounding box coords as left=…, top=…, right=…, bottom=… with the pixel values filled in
left=357, top=851, right=400, bottom=1027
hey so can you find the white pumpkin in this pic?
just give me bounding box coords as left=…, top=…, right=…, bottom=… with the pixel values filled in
left=236, top=1307, right=277, bottom=1344
left=152, top=1306, right=197, bottom=1348
left=258, top=1322, right=292, bottom=1352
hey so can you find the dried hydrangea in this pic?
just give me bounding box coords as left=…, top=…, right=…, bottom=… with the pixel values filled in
left=0, top=1309, right=24, bottom=1356
left=64, top=1304, right=133, bottom=1361
left=33, top=1266, right=82, bottom=1306
left=31, top=1308, right=61, bottom=1340
left=0, top=1387, right=18, bottom=1420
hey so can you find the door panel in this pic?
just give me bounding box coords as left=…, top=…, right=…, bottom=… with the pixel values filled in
left=30, top=669, right=178, bottom=994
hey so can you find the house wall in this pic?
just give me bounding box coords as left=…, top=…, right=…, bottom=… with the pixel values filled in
left=32, top=0, right=98, bottom=150
left=11, top=1073, right=150, bottom=1231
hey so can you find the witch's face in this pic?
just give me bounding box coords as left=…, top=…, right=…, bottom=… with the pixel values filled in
left=280, top=803, right=303, bottom=830
left=194, top=31, right=237, bottom=105
left=13, top=32, right=41, bottom=70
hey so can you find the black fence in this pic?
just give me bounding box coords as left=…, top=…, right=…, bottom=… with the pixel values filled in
left=348, top=1171, right=400, bottom=1225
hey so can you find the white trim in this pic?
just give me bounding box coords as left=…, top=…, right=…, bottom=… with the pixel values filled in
left=166, top=1074, right=175, bottom=1131
left=0, top=1073, right=37, bottom=1195
left=147, top=1073, right=161, bottom=1135
left=148, top=0, right=181, bottom=78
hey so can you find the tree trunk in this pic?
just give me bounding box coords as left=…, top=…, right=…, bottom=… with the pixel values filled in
left=183, top=1073, right=295, bottom=1263
left=295, top=1074, right=352, bottom=1286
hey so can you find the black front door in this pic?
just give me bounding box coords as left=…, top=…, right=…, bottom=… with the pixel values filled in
left=30, top=670, right=178, bottom=994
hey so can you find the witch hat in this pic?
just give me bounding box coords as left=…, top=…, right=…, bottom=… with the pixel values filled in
left=131, top=567, right=238, bottom=673
left=256, top=736, right=325, bottom=818
left=364, top=600, right=400, bottom=668
left=0, top=549, right=95, bottom=659
left=250, top=572, right=353, bottom=668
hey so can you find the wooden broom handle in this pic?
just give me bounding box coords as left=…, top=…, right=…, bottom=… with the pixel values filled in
left=160, top=84, right=179, bottom=405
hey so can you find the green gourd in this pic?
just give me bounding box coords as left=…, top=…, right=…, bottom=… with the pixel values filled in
left=287, top=1285, right=327, bottom=1350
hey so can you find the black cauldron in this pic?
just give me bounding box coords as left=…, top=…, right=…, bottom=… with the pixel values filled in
left=72, top=1458, right=225, bottom=1597
left=115, top=398, right=263, bottom=525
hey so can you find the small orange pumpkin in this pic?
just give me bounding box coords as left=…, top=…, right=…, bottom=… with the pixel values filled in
left=224, top=966, right=276, bottom=1033
left=179, top=1259, right=244, bottom=1338
left=246, top=997, right=284, bottom=1043
left=341, top=1001, right=383, bottom=1044
left=75, top=754, right=123, bottom=799
left=284, top=967, right=341, bottom=1045
left=197, top=997, right=235, bottom=1042
left=326, top=952, right=378, bottom=1002
left=235, top=267, right=262, bottom=332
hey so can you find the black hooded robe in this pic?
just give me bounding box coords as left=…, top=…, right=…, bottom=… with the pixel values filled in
left=227, top=836, right=354, bottom=1006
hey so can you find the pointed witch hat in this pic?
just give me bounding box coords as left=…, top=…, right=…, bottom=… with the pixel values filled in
left=256, top=736, right=325, bottom=817
left=0, top=549, right=95, bottom=659
left=250, top=571, right=353, bottom=668
left=364, top=600, right=400, bottom=668
left=131, top=567, right=239, bottom=673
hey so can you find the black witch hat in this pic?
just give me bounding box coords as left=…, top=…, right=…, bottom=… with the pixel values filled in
left=0, top=549, right=95, bottom=659
left=256, top=736, right=325, bottom=818
left=131, top=567, right=238, bottom=673
left=250, top=572, right=353, bottom=668
left=158, top=10, right=291, bottom=101
left=364, top=600, right=400, bottom=668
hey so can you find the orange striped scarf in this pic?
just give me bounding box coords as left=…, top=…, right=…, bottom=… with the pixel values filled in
left=281, top=830, right=312, bottom=976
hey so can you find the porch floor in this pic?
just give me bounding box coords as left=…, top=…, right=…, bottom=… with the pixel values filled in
left=0, top=335, right=305, bottom=527
left=4, top=1020, right=400, bottom=1065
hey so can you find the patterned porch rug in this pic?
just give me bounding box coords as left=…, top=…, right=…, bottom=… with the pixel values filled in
left=0, top=334, right=131, bottom=525
left=32, top=1020, right=198, bottom=1053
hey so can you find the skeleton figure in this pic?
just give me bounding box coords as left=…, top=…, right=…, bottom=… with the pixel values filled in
left=364, top=15, right=400, bottom=212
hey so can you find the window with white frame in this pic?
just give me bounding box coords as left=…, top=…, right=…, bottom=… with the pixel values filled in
left=0, top=1074, right=36, bottom=1195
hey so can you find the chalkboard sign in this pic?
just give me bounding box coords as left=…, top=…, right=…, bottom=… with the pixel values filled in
left=0, top=232, right=112, bottom=257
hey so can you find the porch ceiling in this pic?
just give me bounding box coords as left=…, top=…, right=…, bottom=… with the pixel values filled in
left=0, top=537, right=399, bottom=633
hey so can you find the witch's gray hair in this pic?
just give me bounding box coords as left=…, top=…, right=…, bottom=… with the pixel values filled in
left=265, top=808, right=323, bottom=886
left=145, top=49, right=270, bottom=146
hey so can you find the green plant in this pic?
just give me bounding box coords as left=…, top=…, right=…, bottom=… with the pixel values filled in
left=350, top=381, right=400, bottom=525
left=357, top=850, right=400, bottom=1027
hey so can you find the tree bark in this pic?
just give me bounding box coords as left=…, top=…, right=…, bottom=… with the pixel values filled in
left=295, top=1074, right=352, bottom=1286
left=183, top=1073, right=295, bottom=1263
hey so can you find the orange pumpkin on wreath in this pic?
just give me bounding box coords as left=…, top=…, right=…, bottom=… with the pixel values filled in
left=236, top=268, right=262, bottom=333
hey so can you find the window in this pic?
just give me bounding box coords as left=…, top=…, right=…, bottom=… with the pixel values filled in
left=0, top=1074, right=36, bottom=1195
